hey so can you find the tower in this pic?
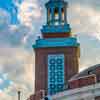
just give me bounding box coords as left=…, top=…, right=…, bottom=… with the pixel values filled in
left=33, top=0, right=80, bottom=96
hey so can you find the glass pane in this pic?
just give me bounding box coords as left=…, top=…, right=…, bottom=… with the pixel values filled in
left=54, top=8, right=59, bottom=20
left=61, top=8, right=64, bottom=20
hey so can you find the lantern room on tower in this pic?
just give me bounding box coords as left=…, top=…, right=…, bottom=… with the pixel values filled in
left=46, top=0, right=67, bottom=26
left=41, top=0, right=71, bottom=37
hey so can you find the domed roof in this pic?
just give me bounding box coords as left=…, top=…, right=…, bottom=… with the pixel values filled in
left=70, top=64, right=100, bottom=82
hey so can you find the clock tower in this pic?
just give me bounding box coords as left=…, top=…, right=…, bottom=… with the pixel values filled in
left=33, top=0, right=80, bottom=96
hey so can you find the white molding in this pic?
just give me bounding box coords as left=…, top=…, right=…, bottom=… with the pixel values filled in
left=51, top=83, right=100, bottom=100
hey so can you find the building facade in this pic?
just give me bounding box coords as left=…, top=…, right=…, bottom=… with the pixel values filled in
left=28, top=0, right=100, bottom=100
left=51, top=83, right=100, bottom=100
left=50, top=63, right=100, bottom=100
left=33, top=0, right=80, bottom=96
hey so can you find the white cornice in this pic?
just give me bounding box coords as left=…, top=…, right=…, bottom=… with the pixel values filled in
left=51, top=83, right=100, bottom=100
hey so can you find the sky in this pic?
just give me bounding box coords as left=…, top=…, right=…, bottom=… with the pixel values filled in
left=0, top=0, right=100, bottom=100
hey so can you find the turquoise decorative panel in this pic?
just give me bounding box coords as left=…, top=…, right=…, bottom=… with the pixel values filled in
left=48, top=54, right=64, bottom=95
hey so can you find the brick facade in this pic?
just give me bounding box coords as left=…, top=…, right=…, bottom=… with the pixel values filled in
left=29, top=91, right=45, bottom=100
left=95, top=96, right=100, bottom=100
left=69, top=74, right=97, bottom=89
left=34, top=47, right=80, bottom=93
left=43, top=32, right=71, bottom=38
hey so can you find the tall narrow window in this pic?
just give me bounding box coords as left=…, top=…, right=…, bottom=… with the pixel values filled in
left=47, top=8, right=51, bottom=25
left=54, top=8, right=59, bottom=20
left=54, top=8, right=59, bottom=25
left=61, top=8, right=64, bottom=25
left=48, top=54, right=64, bottom=95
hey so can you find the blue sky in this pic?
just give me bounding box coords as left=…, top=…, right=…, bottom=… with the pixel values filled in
left=0, top=0, right=16, bottom=91
left=0, top=0, right=19, bottom=24
left=0, top=0, right=100, bottom=100
left=0, top=74, right=12, bottom=90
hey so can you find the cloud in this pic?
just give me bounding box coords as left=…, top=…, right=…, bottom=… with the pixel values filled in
left=0, top=0, right=100, bottom=99
left=4, top=81, right=34, bottom=100
left=0, top=8, right=35, bottom=99
left=0, top=42, right=35, bottom=99
left=18, top=0, right=42, bottom=27
left=0, top=78, right=3, bottom=84
left=0, top=46, right=35, bottom=99
left=0, top=8, right=11, bottom=29
left=0, top=90, right=12, bottom=100
left=78, top=34, right=100, bottom=71
left=2, top=74, right=8, bottom=80
left=0, top=8, right=37, bottom=47
left=68, top=3, right=100, bottom=39
left=0, top=0, right=18, bottom=24
left=0, top=1, right=36, bottom=100
left=66, top=0, right=100, bottom=70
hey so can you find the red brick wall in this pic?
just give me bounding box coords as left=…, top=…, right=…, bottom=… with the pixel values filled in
left=43, top=32, right=71, bottom=38
left=96, top=67, right=100, bottom=82
left=30, top=91, right=45, bottom=100
left=69, top=74, right=96, bottom=89
left=95, top=96, right=100, bottom=100
left=34, top=46, right=80, bottom=93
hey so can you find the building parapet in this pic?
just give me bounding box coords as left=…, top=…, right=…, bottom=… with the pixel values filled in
left=51, top=83, right=100, bottom=100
